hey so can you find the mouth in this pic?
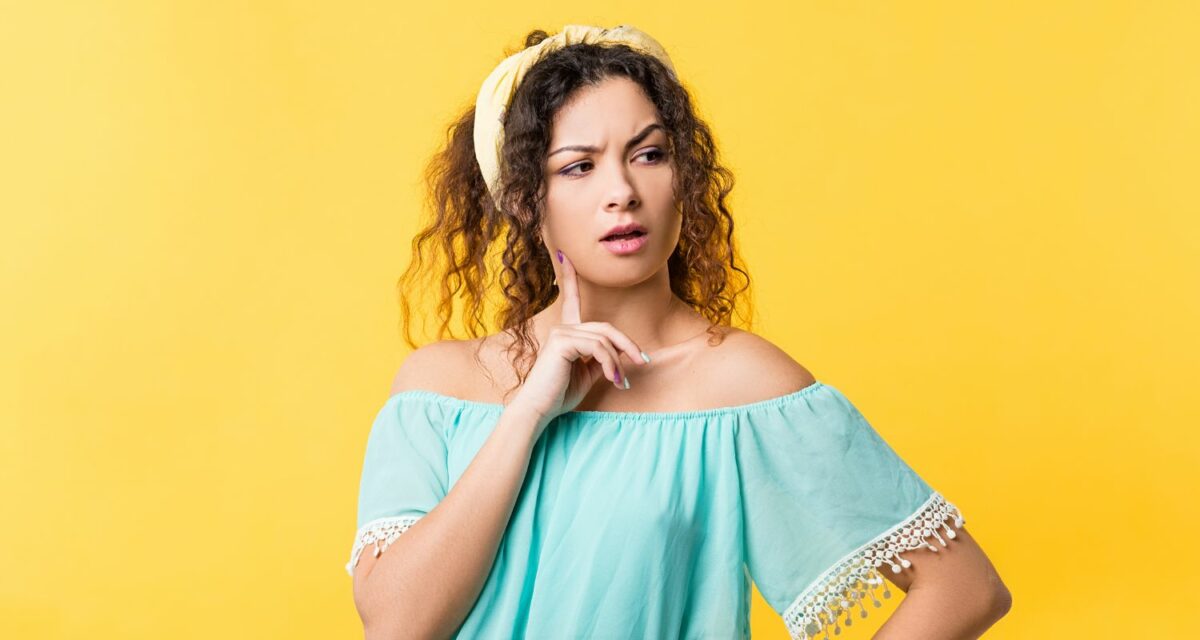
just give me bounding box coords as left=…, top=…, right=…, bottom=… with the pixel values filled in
left=599, top=229, right=649, bottom=255
left=600, top=230, right=648, bottom=242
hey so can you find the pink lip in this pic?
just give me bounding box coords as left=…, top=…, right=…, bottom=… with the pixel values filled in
left=600, top=233, right=648, bottom=255
left=601, top=222, right=647, bottom=239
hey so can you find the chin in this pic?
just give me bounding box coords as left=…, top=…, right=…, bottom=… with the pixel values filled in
left=585, top=252, right=668, bottom=287
left=588, top=272, right=657, bottom=289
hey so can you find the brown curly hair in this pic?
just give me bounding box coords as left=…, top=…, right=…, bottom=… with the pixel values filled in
left=396, top=27, right=755, bottom=402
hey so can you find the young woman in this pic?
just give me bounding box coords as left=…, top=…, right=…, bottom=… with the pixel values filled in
left=347, top=24, right=1010, bottom=640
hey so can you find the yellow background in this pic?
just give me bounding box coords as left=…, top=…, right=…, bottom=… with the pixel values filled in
left=3, top=2, right=1197, bottom=638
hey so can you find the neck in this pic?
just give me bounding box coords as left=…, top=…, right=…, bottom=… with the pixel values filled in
left=531, top=268, right=700, bottom=352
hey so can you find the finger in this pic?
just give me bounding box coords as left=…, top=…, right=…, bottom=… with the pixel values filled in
left=560, top=329, right=626, bottom=389
left=556, top=249, right=581, bottom=326
left=585, top=336, right=626, bottom=390
left=594, top=337, right=627, bottom=389
left=575, top=321, right=650, bottom=366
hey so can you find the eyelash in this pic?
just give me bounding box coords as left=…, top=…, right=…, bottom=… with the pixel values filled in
left=558, top=148, right=668, bottom=178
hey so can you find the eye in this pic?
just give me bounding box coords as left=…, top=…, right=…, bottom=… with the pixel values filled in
left=559, top=160, right=593, bottom=177
left=639, top=148, right=667, bottom=164
left=558, top=148, right=668, bottom=178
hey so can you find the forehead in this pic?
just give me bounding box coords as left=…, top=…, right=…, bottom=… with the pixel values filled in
left=550, top=76, right=660, bottom=141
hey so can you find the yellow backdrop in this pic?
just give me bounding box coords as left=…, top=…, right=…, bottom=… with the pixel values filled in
left=3, top=2, right=1196, bottom=638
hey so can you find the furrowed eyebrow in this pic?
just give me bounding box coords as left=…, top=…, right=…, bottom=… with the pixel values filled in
left=547, top=123, right=665, bottom=158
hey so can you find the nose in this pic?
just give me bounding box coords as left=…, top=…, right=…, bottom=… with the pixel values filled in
left=604, top=170, right=640, bottom=211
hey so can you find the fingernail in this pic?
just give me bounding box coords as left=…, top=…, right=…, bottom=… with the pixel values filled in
left=623, top=376, right=631, bottom=390
left=640, top=351, right=651, bottom=363
left=556, top=250, right=563, bottom=263
left=614, top=369, right=621, bottom=383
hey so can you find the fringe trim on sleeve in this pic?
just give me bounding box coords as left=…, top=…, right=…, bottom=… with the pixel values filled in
left=345, top=515, right=423, bottom=577
left=781, top=491, right=966, bottom=640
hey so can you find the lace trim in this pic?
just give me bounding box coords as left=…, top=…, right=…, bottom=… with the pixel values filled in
left=781, top=491, right=966, bottom=640
left=345, top=515, right=423, bottom=577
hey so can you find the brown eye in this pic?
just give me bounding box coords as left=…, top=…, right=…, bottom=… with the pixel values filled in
left=639, top=149, right=667, bottom=163
left=560, top=161, right=593, bottom=177
left=559, top=149, right=666, bottom=178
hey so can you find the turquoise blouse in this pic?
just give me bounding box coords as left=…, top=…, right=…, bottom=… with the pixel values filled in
left=346, top=381, right=966, bottom=640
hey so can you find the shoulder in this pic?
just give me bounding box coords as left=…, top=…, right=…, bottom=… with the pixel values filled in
left=695, top=327, right=818, bottom=404
left=388, top=338, right=482, bottom=397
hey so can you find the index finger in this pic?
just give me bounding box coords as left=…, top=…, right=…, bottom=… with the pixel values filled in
left=555, top=249, right=581, bottom=325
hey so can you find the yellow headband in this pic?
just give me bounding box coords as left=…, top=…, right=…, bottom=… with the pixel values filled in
left=472, top=24, right=678, bottom=207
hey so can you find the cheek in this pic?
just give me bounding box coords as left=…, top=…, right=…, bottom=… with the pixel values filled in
left=540, top=205, right=585, bottom=249
left=658, top=214, right=684, bottom=252
left=542, top=181, right=577, bottom=219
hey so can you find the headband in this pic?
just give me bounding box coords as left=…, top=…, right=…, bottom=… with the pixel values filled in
left=472, top=24, right=678, bottom=207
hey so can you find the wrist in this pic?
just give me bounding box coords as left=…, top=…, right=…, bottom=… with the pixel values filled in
left=500, top=402, right=552, bottom=434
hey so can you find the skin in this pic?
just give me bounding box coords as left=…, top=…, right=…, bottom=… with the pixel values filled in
left=358, top=75, right=1011, bottom=638
left=531, top=74, right=702, bottom=381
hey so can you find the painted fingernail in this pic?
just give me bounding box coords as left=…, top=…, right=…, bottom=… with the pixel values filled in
left=623, top=376, right=631, bottom=390
left=640, top=351, right=651, bottom=363
left=614, top=369, right=621, bottom=383
left=556, top=250, right=563, bottom=263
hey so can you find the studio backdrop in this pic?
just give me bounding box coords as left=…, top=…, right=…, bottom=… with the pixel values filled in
left=2, top=2, right=1196, bottom=638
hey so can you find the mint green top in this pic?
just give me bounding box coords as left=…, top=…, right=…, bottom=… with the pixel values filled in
left=346, top=381, right=966, bottom=639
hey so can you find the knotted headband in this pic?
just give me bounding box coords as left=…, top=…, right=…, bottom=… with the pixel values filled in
left=472, top=24, right=678, bottom=207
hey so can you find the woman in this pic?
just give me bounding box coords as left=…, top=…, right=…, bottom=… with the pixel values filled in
left=347, top=24, right=1010, bottom=640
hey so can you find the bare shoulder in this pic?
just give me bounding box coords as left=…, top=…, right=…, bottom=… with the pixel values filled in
left=696, top=327, right=818, bottom=404
left=388, top=337, right=483, bottom=397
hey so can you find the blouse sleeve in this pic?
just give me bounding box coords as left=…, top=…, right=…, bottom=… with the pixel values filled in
left=735, top=382, right=966, bottom=640
left=345, top=393, right=450, bottom=577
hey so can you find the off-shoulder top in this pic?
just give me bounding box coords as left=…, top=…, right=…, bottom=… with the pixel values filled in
left=345, top=380, right=966, bottom=640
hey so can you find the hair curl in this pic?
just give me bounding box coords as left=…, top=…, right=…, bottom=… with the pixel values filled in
left=397, top=28, right=754, bottom=402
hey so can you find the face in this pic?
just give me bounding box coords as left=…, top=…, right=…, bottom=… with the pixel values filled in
left=539, top=75, right=681, bottom=287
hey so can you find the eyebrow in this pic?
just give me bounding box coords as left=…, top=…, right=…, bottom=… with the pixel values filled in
left=547, top=123, right=665, bottom=158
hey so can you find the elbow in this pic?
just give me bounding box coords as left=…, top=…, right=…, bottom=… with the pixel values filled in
left=362, top=618, right=431, bottom=640
left=359, top=608, right=400, bottom=640
left=913, top=574, right=1012, bottom=626
left=955, top=581, right=1012, bottom=633
left=982, top=562, right=1013, bottom=621
left=357, top=595, right=421, bottom=640
left=355, top=591, right=395, bottom=640
left=361, top=620, right=395, bottom=640
left=989, top=582, right=1013, bottom=620
left=361, top=606, right=453, bottom=640
left=355, top=570, right=455, bottom=640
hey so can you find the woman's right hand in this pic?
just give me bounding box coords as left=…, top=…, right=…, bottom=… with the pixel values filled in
left=507, top=249, right=650, bottom=429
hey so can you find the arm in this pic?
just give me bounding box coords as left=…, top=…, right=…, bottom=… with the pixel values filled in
left=351, top=356, right=550, bottom=639
left=352, top=404, right=545, bottom=639
left=873, top=525, right=1012, bottom=639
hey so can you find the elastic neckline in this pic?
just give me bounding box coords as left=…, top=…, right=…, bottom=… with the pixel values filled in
left=385, top=380, right=827, bottom=421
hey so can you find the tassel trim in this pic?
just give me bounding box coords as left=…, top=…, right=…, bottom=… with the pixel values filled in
left=781, top=491, right=966, bottom=640
left=345, top=515, right=423, bottom=577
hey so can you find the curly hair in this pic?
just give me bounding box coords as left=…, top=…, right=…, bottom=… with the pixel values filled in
left=396, top=28, right=754, bottom=402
